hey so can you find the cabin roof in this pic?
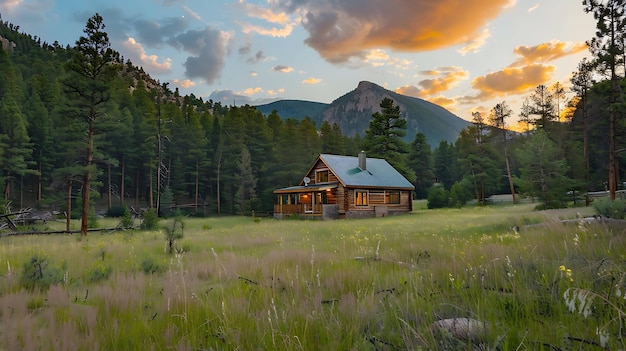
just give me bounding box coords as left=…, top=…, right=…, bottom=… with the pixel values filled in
left=318, top=154, right=414, bottom=189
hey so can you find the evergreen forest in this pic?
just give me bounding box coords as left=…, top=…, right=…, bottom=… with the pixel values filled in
left=0, top=8, right=624, bottom=223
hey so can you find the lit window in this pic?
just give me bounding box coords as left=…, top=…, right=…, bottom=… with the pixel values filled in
left=317, top=170, right=329, bottom=183
left=385, top=191, right=400, bottom=204
left=355, top=190, right=368, bottom=206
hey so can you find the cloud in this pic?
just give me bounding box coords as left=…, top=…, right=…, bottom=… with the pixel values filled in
left=457, top=27, right=491, bottom=55
left=133, top=16, right=189, bottom=48
left=172, top=78, right=196, bottom=88
left=302, top=77, right=322, bottom=85
left=364, top=49, right=390, bottom=67
left=208, top=89, right=253, bottom=105
left=267, top=88, right=285, bottom=95
left=395, top=67, right=469, bottom=98
left=240, top=22, right=294, bottom=37
left=122, top=37, right=172, bottom=73
left=428, top=96, right=457, bottom=110
left=273, top=65, right=294, bottom=73
left=528, top=3, right=539, bottom=12
left=469, top=63, right=556, bottom=101
left=239, top=1, right=291, bottom=24
left=0, top=0, right=22, bottom=13
left=0, top=0, right=52, bottom=22
left=241, top=87, right=263, bottom=95
left=169, top=26, right=231, bottom=83
left=511, top=40, right=588, bottom=66
left=267, top=0, right=511, bottom=63
left=182, top=6, right=202, bottom=21
left=247, top=49, right=266, bottom=63
left=238, top=40, right=252, bottom=55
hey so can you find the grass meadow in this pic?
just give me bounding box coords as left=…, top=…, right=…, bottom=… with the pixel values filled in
left=0, top=201, right=625, bottom=350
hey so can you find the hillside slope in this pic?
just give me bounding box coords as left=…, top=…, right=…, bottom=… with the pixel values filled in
left=256, top=81, right=469, bottom=145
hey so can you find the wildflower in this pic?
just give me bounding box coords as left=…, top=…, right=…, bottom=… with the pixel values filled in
left=566, top=269, right=573, bottom=282
left=559, top=265, right=566, bottom=272
left=596, top=327, right=609, bottom=347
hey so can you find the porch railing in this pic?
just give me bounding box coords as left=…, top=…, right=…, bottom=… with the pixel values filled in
left=274, top=203, right=323, bottom=215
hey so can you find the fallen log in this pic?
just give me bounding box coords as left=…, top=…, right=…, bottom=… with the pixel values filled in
left=0, top=226, right=137, bottom=238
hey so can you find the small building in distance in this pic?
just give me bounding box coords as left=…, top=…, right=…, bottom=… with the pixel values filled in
left=273, top=152, right=414, bottom=219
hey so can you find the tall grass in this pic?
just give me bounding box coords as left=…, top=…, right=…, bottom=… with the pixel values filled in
left=0, top=203, right=624, bottom=350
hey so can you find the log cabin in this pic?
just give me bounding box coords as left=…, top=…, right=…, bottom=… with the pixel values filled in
left=274, top=152, right=415, bottom=219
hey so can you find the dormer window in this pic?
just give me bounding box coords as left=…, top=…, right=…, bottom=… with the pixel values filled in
left=316, top=170, right=329, bottom=183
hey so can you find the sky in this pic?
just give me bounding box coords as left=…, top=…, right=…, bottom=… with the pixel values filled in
left=0, top=0, right=597, bottom=124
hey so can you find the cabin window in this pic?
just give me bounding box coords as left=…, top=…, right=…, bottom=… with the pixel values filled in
left=385, top=191, right=400, bottom=204
left=316, top=170, right=329, bottom=183
left=355, top=190, right=368, bottom=206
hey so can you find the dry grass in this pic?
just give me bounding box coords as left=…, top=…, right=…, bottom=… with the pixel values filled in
left=1, top=203, right=624, bottom=350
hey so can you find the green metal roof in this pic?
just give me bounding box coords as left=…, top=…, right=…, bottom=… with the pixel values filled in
left=319, top=154, right=414, bottom=189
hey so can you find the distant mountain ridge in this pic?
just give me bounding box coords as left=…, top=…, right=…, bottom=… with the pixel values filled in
left=255, top=81, right=470, bottom=145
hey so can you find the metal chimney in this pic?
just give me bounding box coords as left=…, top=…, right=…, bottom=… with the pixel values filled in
left=358, top=151, right=366, bottom=170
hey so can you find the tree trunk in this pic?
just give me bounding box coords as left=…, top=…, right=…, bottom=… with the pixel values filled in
left=66, top=177, right=72, bottom=233
left=107, top=162, right=112, bottom=209
left=195, top=160, right=199, bottom=212
left=504, top=152, right=516, bottom=204
left=120, top=156, right=125, bottom=206
left=80, top=118, right=94, bottom=236
left=609, top=109, right=616, bottom=200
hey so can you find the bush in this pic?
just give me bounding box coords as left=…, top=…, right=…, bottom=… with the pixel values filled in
left=427, top=186, right=449, bottom=209
left=20, top=254, right=64, bottom=291
left=88, top=207, right=99, bottom=228
left=121, top=207, right=133, bottom=228
left=86, top=263, right=112, bottom=283
left=105, top=205, right=127, bottom=217
left=140, top=209, right=160, bottom=230
left=593, top=197, right=626, bottom=219
left=449, top=180, right=473, bottom=207
left=140, top=257, right=165, bottom=275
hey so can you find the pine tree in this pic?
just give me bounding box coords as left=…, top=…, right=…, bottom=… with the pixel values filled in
left=407, top=132, right=433, bottom=199
left=63, top=13, right=119, bottom=235
left=517, top=129, right=572, bottom=208
left=363, top=98, right=411, bottom=180
left=0, top=47, right=34, bottom=202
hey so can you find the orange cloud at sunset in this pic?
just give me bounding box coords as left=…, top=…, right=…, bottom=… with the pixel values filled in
left=302, top=77, right=322, bottom=85
left=511, top=40, right=588, bottom=66
left=470, top=63, right=556, bottom=101
left=267, top=0, right=512, bottom=63
left=395, top=67, right=469, bottom=98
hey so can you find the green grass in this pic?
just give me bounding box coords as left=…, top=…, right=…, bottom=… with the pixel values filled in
left=0, top=202, right=624, bottom=350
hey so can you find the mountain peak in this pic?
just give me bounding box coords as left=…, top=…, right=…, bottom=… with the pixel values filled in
left=356, top=80, right=380, bottom=91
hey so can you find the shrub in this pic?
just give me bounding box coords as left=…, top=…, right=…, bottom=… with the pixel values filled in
left=20, top=254, right=64, bottom=291
left=140, top=257, right=165, bottom=275
left=140, top=209, right=160, bottom=230
left=427, top=186, right=449, bottom=209
left=121, top=207, right=133, bottom=228
left=86, top=263, right=112, bottom=283
left=26, top=296, right=45, bottom=311
left=88, top=207, right=99, bottom=228
left=105, top=205, right=127, bottom=217
left=449, top=180, right=473, bottom=207
left=593, top=197, right=626, bottom=219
